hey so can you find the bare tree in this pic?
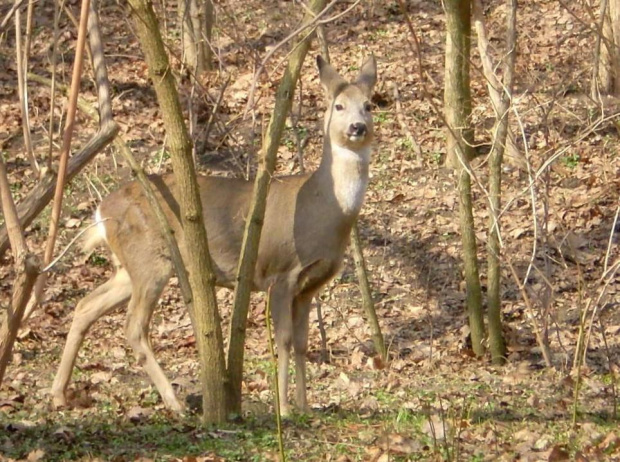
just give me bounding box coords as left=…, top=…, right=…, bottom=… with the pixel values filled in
left=472, top=0, right=518, bottom=364
left=128, top=0, right=228, bottom=423
left=179, top=0, right=214, bottom=75
left=594, top=0, right=620, bottom=96
left=0, top=155, right=40, bottom=385
left=444, top=0, right=485, bottom=356
left=226, top=0, right=328, bottom=416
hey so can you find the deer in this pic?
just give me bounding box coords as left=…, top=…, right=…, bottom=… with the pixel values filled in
left=51, top=55, right=377, bottom=416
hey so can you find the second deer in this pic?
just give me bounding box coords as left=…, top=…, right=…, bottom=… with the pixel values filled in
left=51, top=55, right=377, bottom=416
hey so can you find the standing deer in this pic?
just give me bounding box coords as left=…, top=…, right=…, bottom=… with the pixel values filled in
left=51, top=55, right=377, bottom=416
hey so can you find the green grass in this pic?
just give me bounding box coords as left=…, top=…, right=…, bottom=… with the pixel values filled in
left=561, top=153, right=580, bottom=168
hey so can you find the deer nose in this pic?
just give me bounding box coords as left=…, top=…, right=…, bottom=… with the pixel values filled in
left=348, top=122, right=367, bottom=137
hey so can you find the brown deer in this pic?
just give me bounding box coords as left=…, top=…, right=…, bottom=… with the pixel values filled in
left=51, top=55, right=377, bottom=416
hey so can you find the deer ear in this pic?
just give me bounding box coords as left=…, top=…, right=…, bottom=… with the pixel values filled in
left=355, top=55, right=377, bottom=97
left=317, top=55, right=347, bottom=98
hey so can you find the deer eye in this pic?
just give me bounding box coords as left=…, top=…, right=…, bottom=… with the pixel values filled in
left=335, top=103, right=344, bottom=111
left=364, top=102, right=372, bottom=112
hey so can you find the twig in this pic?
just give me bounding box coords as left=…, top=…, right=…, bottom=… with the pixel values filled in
left=15, top=6, right=39, bottom=176
left=40, top=220, right=108, bottom=273
left=244, top=0, right=363, bottom=116
left=199, top=75, right=231, bottom=155
left=0, top=0, right=26, bottom=33
left=390, top=81, right=422, bottom=167
left=315, top=297, right=329, bottom=363
left=506, top=259, right=554, bottom=367
left=46, top=0, right=65, bottom=171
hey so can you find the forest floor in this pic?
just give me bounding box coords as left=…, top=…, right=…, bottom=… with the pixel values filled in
left=1, top=0, right=620, bottom=460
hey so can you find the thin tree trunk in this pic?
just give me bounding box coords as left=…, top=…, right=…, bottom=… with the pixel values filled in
left=444, top=0, right=485, bottom=356
left=351, top=224, right=387, bottom=361
left=179, top=0, right=212, bottom=75
left=203, top=0, right=214, bottom=71
left=611, top=0, right=620, bottom=95
left=128, top=0, right=228, bottom=424
left=0, top=255, right=38, bottom=384
left=486, top=0, right=517, bottom=365
left=0, top=153, right=40, bottom=385
left=14, top=6, right=39, bottom=175
left=26, top=0, right=91, bottom=318
left=598, top=0, right=613, bottom=95
left=226, top=0, right=327, bottom=415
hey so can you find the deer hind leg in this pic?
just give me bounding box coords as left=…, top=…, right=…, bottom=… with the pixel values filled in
left=292, top=291, right=314, bottom=413
left=124, top=269, right=183, bottom=412
left=269, top=281, right=295, bottom=417
left=51, top=268, right=132, bottom=408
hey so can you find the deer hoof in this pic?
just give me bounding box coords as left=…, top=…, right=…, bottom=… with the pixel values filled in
left=164, top=396, right=185, bottom=414
left=51, top=393, right=68, bottom=409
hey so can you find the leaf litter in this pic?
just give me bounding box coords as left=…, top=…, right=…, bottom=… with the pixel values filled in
left=1, top=0, right=620, bottom=460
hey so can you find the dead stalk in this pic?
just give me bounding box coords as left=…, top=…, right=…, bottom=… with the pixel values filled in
left=391, top=81, right=423, bottom=168
left=15, top=6, right=39, bottom=176
left=46, top=0, right=65, bottom=172
left=0, top=0, right=27, bottom=33
left=506, top=259, right=554, bottom=367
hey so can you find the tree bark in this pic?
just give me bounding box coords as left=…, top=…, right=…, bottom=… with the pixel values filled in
left=128, top=0, right=228, bottom=424
left=0, top=153, right=40, bottom=385
left=351, top=224, right=387, bottom=361
left=611, top=0, right=620, bottom=95
left=598, top=0, right=614, bottom=94
left=179, top=0, right=213, bottom=75
left=226, top=0, right=327, bottom=415
left=444, top=0, right=485, bottom=356
left=595, top=0, right=620, bottom=96
left=486, top=0, right=517, bottom=365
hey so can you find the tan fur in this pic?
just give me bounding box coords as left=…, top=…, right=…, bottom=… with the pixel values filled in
left=51, top=56, right=377, bottom=416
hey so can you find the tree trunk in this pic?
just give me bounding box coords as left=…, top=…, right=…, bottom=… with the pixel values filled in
left=596, top=0, right=620, bottom=96
left=486, top=0, right=517, bottom=365
left=351, top=224, right=387, bottom=361
left=0, top=153, right=40, bottom=385
left=597, top=0, right=613, bottom=94
left=128, top=0, right=228, bottom=424
left=203, top=0, right=214, bottom=71
left=226, top=0, right=327, bottom=415
left=0, top=255, right=38, bottom=384
left=179, top=0, right=213, bottom=75
left=611, top=0, right=620, bottom=95
left=444, top=0, right=485, bottom=356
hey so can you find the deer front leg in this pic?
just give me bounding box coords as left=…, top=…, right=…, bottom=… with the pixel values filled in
left=269, top=282, right=295, bottom=417
left=292, top=292, right=313, bottom=413
left=52, top=269, right=132, bottom=408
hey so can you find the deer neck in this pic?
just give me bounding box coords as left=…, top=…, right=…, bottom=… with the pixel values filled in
left=313, top=135, right=371, bottom=217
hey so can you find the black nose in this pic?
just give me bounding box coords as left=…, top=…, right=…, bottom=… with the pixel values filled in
left=348, top=122, right=367, bottom=137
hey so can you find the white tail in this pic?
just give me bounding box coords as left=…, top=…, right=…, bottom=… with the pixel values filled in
left=51, top=56, right=377, bottom=416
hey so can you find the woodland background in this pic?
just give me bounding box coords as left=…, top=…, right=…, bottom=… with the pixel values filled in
left=0, top=0, right=620, bottom=460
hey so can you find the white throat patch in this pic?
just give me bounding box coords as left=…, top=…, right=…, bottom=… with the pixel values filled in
left=330, top=144, right=371, bottom=215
